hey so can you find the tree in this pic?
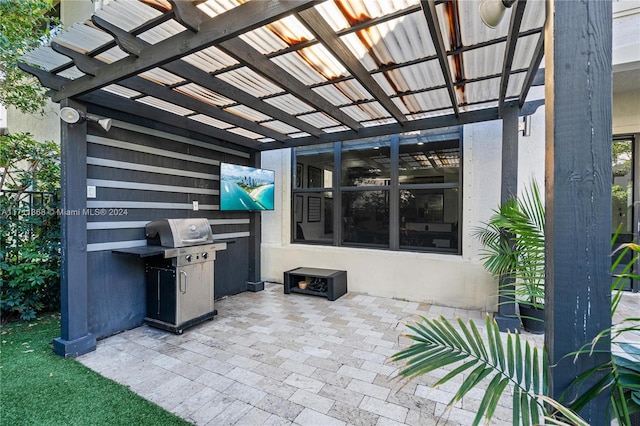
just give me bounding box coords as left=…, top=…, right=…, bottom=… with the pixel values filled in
left=0, top=0, right=59, bottom=114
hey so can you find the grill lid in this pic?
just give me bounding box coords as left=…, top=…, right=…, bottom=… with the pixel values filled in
left=145, top=218, right=213, bottom=247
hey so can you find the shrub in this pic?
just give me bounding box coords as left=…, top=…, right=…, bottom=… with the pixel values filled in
left=1, top=133, right=60, bottom=321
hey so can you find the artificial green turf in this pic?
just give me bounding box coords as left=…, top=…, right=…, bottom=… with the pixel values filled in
left=0, top=315, right=192, bottom=426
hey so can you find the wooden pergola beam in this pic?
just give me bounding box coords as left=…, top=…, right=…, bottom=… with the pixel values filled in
left=49, top=42, right=287, bottom=143
left=51, top=0, right=319, bottom=102
left=519, top=36, right=545, bottom=107
left=219, top=37, right=362, bottom=132
left=498, top=0, right=527, bottom=116
left=544, top=0, right=612, bottom=423
left=297, top=7, right=407, bottom=125
left=421, top=0, right=460, bottom=117
left=80, top=91, right=262, bottom=150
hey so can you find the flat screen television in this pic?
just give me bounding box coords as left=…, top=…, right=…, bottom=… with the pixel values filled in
left=220, top=163, right=275, bottom=211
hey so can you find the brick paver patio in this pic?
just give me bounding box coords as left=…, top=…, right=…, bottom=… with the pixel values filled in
left=78, top=283, right=636, bottom=425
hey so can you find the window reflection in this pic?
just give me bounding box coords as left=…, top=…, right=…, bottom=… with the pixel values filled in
left=399, top=138, right=460, bottom=184
left=400, top=188, right=459, bottom=251
left=342, top=191, right=389, bottom=246
left=342, top=139, right=390, bottom=187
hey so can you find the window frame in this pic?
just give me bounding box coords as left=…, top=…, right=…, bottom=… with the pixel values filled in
left=291, top=128, right=463, bottom=255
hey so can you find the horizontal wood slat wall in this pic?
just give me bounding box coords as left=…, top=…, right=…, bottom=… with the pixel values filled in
left=86, top=121, right=252, bottom=252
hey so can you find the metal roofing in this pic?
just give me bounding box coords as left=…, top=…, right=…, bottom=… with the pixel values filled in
left=20, top=0, right=545, bottom=152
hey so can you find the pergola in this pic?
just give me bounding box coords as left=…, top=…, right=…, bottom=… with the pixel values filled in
left=19, top=0, right=612, bottom=422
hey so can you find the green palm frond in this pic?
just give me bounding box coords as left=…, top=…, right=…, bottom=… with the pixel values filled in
left=392, top=315, right=547, bottom=425
left=473, top=180, right=545, bottom=308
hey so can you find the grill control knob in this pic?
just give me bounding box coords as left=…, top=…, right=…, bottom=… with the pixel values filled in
left=202, top=252, right=208, bottom=259
left=185, top=255, right=192, bottom=262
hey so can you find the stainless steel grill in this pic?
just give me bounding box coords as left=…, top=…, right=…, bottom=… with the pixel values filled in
left=142, top=218, right=226, bottom=334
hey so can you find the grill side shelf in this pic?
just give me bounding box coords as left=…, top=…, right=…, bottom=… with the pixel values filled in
left=112, top=246, right=166, bottom=258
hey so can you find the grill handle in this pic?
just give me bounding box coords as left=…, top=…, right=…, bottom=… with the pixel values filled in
left=181, top=236, right=209, bottom=244
left=180, top=270, right=187, bottom=294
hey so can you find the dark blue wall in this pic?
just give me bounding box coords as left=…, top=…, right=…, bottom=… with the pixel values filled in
left=84, top=116, right=255, bottom=339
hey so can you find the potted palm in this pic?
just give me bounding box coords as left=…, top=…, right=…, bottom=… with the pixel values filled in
left=473, top=180, right=545, bottom=333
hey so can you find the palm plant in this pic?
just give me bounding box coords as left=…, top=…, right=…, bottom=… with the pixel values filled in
left=559, top=242, right=640, bottom=424
left=390, top=239, right=640, bottom=426
left=391, top=314, right=549, bottom=425
left=473, top=180, right=545, bottom=310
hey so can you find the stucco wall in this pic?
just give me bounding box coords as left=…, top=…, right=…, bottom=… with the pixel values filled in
left=613, top=87, right=640, bottom=135
left=261, top=114, right=547, bottom=312
left=6, top=102, right=60, bottom=144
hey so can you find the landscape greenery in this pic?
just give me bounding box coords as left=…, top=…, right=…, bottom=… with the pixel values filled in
left=0, top=314, right=191, bottom=426
left=473, top=180, right=546, bottom=312
left=391, top=240, right=640, bottom=426
left=0, top=0, right=58, bottom=114
left=1, top=132, right=61, bottom=321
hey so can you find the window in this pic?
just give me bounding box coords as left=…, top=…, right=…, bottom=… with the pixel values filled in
left=292, top=144, right=334, bottom=243
left=292, top=128, right=462, bottom=254
left=611, top=136, right=637, bottom=291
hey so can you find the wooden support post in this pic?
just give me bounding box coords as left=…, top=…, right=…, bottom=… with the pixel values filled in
left=53, top=99, right=96, bottom=357
left=495, top=103, right=521, bottom=333
left=247, top=151, right=264, bottom=291
left=544, top=0, right=612, bottom=423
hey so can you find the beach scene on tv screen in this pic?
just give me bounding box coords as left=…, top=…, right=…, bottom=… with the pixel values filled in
left=220, top=163, right=275, bottom=211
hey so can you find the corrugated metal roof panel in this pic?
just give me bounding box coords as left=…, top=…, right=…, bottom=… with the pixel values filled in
left=272, top=45, right=348, bottom=85
left=54, top=23, right=113, bottom=54
left=340, top=12, right=436, bottom=72
left=326, top=0, right=421, bottom=32
left=21, top=46, right=68, bottom=71
left=324, top=125, right=351, bottom=133
left=101, top=84, right=141, bottom=98
left=464, top=77, right=501, bottom=104
left=136, top=96, right=194, bottom=116
left=314, top=1, right=350, bottom=32
left=95, top=0, right=162, bottom=32
left=58, top=66, right=85, bottom=80
left=506, top=73, right=526, bottom=98
left=217, top=67, right=285, bottom=98
left=138, top=19, right=187, bottom=45
left=263, top=94, right=316, bottom=115
left=241, top=15, right=315, bottom=55
left=521, top=1, right=546, bottom=31
left=462, top=43, right=505, bottom=79
left=189, top=114, right=233, bottom=129
left=182, top=47, right=239, bottom=73
left=289, top=132, right=312, bottom=139
left=513, top=34, right=541, bottom=70
left=341, top=102, right=390, bottom=121
left=16, top=0, right=547, bottom=150
left=407, top=109, right=454, bottom=120
left=312, top=80, right=372, bottom=106
left=394, top=89, right=452, bottom=113
left=261, top=120, right=301, bottom=135
left=139, top=68, right=185, bottom=86
left=227, top=127, right=264, bottom=140
left=361, top=117, right=397, bottom=127
left=298, top=112, right=341, bottom=128
left=436, top=1, right=510, bottom=50
left=373, top=60, right=445, bottom=95
left=460, top=100, right=499, bottom=114
left=95, top=46, right=128, bottom=63
left=224, top=105, right=272, bottom=122
left=174, top=83, right=235, bottom=107
left=197, top=0, right=241, bottom=18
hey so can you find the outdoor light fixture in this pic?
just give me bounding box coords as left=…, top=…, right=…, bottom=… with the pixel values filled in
left=519, top=115, right=532, bottom=137
left=59, top=106, right=112, bottom=132
left=479, top=0, right=517, bottom=28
